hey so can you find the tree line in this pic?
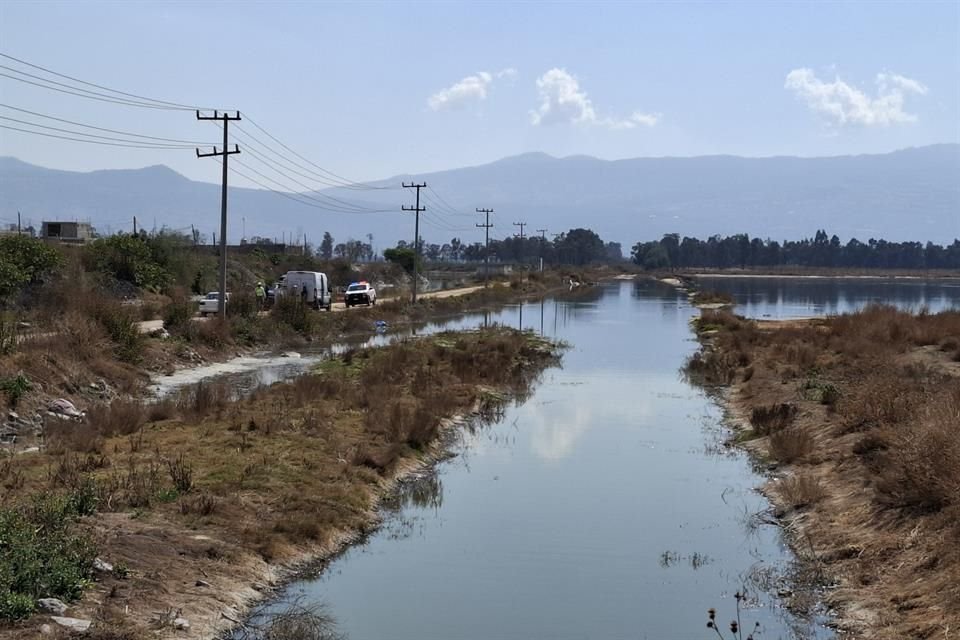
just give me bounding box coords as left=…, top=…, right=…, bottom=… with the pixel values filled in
left=632, top=231, right=960, bottom=270
left=390, top=228, right=622, bottom=266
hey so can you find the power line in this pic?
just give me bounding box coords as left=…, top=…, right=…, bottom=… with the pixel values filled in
left=0, top=68, right=190, bottom=110
left=230, top=125, right=375, bottom=191
left=231, top=155, right=391, bottom=213
left=0, top=52, right=211, bottom=110
left=425, top=185, right=472, bottom=216
left=229, top=139, right=389, bottom=212
left=0, top=103, right=217, bottom=144
left=242, top=114, right=387, bottom=190
left=219, top=158, right=377, bottom=213
left=0, top=52, right=379, bottom=195
left=0, top=123, right=198, bottom=149
left=0, top=114, right=200, bottom=147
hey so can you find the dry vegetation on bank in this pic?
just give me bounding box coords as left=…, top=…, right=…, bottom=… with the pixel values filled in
left=0, top=266, right=595, bottom=431
left=0, top=327, right=561, bottom=638
left=688, top=306, right=960, bottom=638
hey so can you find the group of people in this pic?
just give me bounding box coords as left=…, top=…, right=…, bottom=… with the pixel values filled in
left=253, top=281, right=312, bottom=310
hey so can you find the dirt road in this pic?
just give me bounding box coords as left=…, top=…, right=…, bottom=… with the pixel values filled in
left=135, top=284, right=489, bottom=331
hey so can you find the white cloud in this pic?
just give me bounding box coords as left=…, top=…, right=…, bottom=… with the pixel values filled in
left=427, top=68, right=516, bottom=111
left=530, top=68, right=659, bottom=130
left=785, top=68, right=928, bottom=127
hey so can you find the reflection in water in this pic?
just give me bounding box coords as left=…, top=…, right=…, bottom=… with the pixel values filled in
left=224, top=278, right=960, bottom=640
left=269, top=280, right=851, bottom=640
left=696, top=275, right=960, bottom=318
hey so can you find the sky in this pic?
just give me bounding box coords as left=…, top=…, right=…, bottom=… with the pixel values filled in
left=0, top=0, right=958, bottom=189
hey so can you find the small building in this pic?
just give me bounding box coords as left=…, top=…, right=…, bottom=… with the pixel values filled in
left=40, top=221, right=95, bottom=244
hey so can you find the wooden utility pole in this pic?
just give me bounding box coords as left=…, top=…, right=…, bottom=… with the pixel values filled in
left=196, top=110, right=241, bottom=319
left=402, top=182, right=426, bottom=303
left=133, top=216, right=137, bottom=235
left=16, top=210, right=21, bottom=236
left=514, top=221, right=527, bottom=284
left=476, top=208, right=494, bottom=286
left=536, top=228, right=548, bottom=272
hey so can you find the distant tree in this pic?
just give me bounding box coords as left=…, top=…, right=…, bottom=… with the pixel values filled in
left=629, top=230, right=960, bottom=270
left=320, top=232, right=334, bottom=260
left=555, top=228, right=606, bottom=265
left=84, top=233, right=170, bottom=291
left=383, top=246, right=418, bottom=274
left=605, top=241, right=623, bottom=262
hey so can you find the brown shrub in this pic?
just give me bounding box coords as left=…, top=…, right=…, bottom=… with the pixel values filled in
left=750, top=403, right=798, bottom=436
left=98, top=458, right=165, bottom=510
left=45, top=419, right=104, bottom=454
left=179, top=492, right=218, bottom=516
left=685, top=350, right=739, bottom=385
left=176, top=380, right=231, bottom=419
left=146, top=398, right=176, bottom=422
left=776, top=473, right=826, bottom=509
left=768, top=426, right=814, bottom=463
left=85, top=400, right=145, bottom=437
left=873, top=397, right=960, bottom=513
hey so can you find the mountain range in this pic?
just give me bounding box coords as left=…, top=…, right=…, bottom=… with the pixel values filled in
left=1, top=144, right=958, bottom=249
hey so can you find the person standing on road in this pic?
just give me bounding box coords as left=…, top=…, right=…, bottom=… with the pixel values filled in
left=255, top=281, right=266, bottom=311
left=301, top=283, right=308, bottom=305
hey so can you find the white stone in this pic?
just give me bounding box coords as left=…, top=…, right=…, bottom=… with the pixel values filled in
left=38, top=598, right=67, bottom=615
left=92, top=557, right=113, bottom=573
left=51, top=616, right=91, bottom=632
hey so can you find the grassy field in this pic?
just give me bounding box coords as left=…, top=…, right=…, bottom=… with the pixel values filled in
left=0, top=327, right=561, bottom=638
left=688, top=306, right=960, bottom=639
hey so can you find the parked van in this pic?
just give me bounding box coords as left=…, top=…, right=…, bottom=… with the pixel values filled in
left=283, top=271, right=332, bottom=310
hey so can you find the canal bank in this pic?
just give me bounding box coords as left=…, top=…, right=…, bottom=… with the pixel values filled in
left=253, top=279, right=838, bottom=640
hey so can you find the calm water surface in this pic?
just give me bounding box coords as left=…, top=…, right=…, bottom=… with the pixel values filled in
left=266, top=279, right=846, bottom=640
left=240, top=278, right=960, bottom=639
left=695, top=275, right=960, bottom=318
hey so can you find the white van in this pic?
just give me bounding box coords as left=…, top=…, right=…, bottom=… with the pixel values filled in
left=283, top=271, right=333, bottom=310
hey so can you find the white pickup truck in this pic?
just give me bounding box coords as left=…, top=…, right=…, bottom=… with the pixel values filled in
left=198, top=291, right=230, bottom=316
left=344, top=281, right=377, bottom=307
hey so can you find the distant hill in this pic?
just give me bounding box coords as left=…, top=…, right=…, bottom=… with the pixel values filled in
left=2, top=144, right=958, bottom=249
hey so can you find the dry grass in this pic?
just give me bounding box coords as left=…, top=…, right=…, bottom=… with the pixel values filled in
left=691, top=303, right=960, bottom=638
left=0, top=327, right=560, bottom=638
left=749, top=403, right=798, bottom=436
left=768, top=425, right=814, bottom=463
left=776, top=473, right=826, bottom=510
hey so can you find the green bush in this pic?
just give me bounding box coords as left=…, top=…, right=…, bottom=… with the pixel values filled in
left=271, top=295, right=315, bottom=335
left=163, top=295, right=195, bottom=331
left=0, top=235, right=63, bottom=299
left=84, top=234, right=170, bottom=291
left=0, top=490, right=98, bottom=619
left=85, top=299, right=145, bottom=364
left=0, top=374, right=32, bottom=407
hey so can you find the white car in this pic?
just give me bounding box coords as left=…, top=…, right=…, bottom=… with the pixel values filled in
left=344, top=281, right=376, bottom=307
left=198, top=291, right=230, bottom=316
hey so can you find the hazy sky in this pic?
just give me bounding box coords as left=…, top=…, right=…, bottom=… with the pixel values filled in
left=0, top=0, right=957, bottom=188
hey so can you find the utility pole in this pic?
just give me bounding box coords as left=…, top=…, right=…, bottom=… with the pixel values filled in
left=536, top=228, right=548, bottom=272
left=196, top=110, right=241, bottom=319
left=16, top=210, right=21, bottom=236
left=402, top=182, right=426, bottom=303
left=476, top=208, right=494, bottom=287
left=133, top=216, right=137, bottom=236
left=514, top=221, right=527, bottom=284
